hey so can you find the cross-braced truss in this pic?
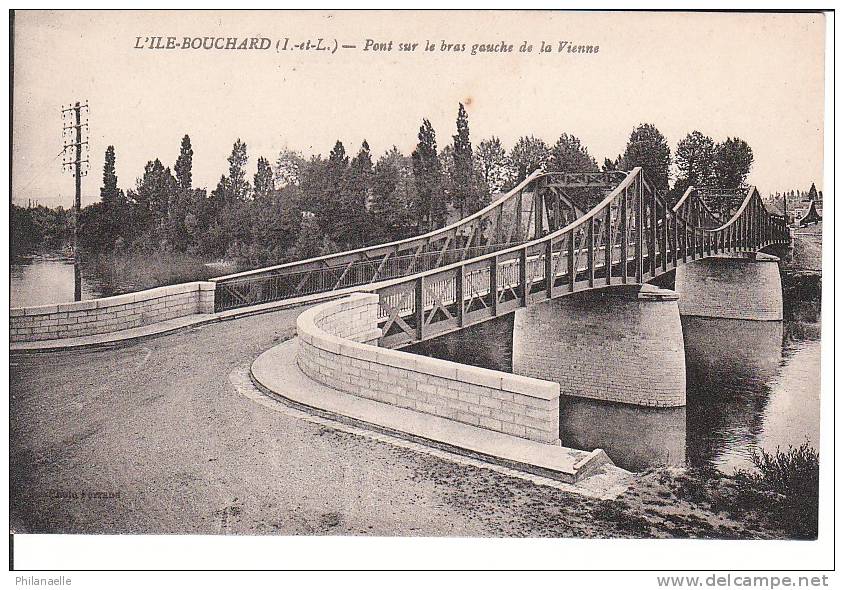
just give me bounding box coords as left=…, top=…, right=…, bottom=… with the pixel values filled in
left=212, top=168, right=789, bottom=335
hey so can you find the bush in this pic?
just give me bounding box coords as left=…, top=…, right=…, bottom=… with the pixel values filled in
left=734, top=442, right=819, bottom=539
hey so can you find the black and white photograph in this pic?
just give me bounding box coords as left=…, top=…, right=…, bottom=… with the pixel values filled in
left=6, top=6, right=833, bottom=581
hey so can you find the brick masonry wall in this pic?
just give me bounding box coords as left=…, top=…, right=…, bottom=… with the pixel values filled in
left=675, top=254, right=783, bottom=321
left=10, top=281, right=216, bottom=342
left=296, top=293, right=562, bottom=445
left=512, top=286, right=687, bottom=407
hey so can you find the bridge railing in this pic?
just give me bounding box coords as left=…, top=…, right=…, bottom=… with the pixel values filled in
left=210, top=168, right=628, bottom=312
left=372, top=168, right=790, bottom=349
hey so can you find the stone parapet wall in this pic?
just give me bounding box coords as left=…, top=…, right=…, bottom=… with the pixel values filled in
left=296, top=293, right=561, bottom=445
left=10, top=281, right=216, bottom=342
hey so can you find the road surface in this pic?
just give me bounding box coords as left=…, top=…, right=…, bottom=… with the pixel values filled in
left=10, top=305, right=782, bottom=538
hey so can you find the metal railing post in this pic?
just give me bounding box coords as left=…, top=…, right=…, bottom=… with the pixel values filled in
left=649, top=190, right=657, bottom=277
left=490, top=255, right=499, bottom=316
left=519, top=247, right=528, bottom=306
left=587, top=216, right=595, bottom=287
left=635, top=182, right=644, bottom=283
left=605, top=206, right=612, bottom=285
left=621, top=188, right=629, bottom=283
left=455, top=264, right=464, bottom=327
left=415, top=276, right=424, bottom=341
left=671, top=211, right=678, bottom=267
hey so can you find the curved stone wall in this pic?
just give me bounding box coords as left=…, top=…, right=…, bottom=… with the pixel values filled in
left=675, top=253, right=783, bottom=321
left=10, top=281, right=216, bottom=342
left=512, top=285, right=687, bottom=407
left=296, top=293, right=562, bottom=445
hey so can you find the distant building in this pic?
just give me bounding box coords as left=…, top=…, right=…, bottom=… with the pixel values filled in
left=799, top=200, right=822, bottom=226
left=768, top=183, right=822, bottom=227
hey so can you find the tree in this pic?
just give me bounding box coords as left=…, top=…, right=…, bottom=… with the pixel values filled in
left=621, top=124, right=671, bottom=194
left=466, top=169, right=491, bottom=216
left=451, top=103, right=474, bottom=218
left=253, top=156, right=275, bottom=201
left=227, top=138, right=251, bottom=203
left=508, top=136, right=549, bottom=185
left=174, top=134, right=193, bottom=194
left=602, top=155, right=623, bottom=172
left=209, top=175, right=229, bottom=214
left=713, top=137, right=753, bottom=190
left=274, top=148, right=306, bottom=188
left=249, top=183, right=302, bottom=264
left=95, top=145, right=127, bottom=245
left=323, top=140, right=350, bottom=240
left=675, top=131, right=717, bottom=189
left=411, top=119, right=446, bottom=231
left=126, top=158, right=177, bottom=246
left=336, top=140, right=373, bottom=247
left=547, top=133, right=600, bottom=208
left=294, top=214, right=323, bottom=260
left=438, top=144, right=455, bottom=207
left=475, top=136, right=511, bottom=194
left=100, top=145, right=121, bottom=207
left=299, top=155, right=329, bottom=230
left=807, top=182, right=819, bottom=202
left=369, top=146, right=416, bottom=242
left=547, top=133, right=599, bottom=173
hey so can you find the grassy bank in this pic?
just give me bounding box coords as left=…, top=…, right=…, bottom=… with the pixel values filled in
left=79, top=251, right=216, bottom=297
left=590, top=444, right=819, bottom=539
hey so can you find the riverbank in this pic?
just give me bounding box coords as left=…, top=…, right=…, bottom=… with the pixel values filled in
left=781, top=225, right=822, bottom=323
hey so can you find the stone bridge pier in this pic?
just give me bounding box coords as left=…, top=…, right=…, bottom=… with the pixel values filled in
left=512, top=285, right=686, bottom=408
left=674, top=252, right=783, bottom=321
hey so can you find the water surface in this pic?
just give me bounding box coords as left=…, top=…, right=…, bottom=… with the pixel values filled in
left=406, top=297, right=821, bottom=473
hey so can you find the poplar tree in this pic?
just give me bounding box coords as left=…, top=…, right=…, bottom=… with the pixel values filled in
left=227, top=138, right=250, bottom=203
left=174, top=134, right=193, bottom=194
left=412, top=119, right=445, bottom=231
left=100, top=145, right=120, bottom=208
left=337, top=140, right=373, bottom=247
left=452, top=103, right=473, bottom=218
left=253, top=156, right=275, bottom=201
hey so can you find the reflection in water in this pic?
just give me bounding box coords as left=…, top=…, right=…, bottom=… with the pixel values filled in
left=683, top=317, right=783, bottom=472
left=558, top=397, right=686, bottom=471
left=10, top=255, right=102, bottom=307
left=74, top=260, right=82, bottom=302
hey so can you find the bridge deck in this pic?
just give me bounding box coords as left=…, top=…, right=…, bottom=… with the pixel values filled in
left=210, top=168, right=789, bottom=348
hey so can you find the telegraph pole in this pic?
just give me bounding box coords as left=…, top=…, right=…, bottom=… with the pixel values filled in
left=61, top=101, right=89, bottom=301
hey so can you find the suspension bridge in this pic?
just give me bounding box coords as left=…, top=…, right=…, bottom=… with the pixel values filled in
left=212, top=167, right=790, bottom=350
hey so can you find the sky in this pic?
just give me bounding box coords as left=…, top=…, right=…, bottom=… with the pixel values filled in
left=12, top=10, right=826, bottom=208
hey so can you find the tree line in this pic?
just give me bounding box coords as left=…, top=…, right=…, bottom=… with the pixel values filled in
left=11, top=109, right=756, bottom=266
